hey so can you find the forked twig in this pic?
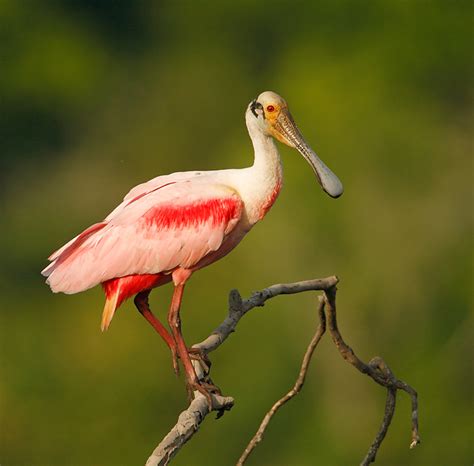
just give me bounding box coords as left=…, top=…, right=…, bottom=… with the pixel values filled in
left=145, top=277, right=420, bottom=466
left=322, top=286, right=420, bottom=464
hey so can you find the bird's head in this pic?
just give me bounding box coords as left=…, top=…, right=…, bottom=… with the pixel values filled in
left=247, top=90, right=343, bottom=198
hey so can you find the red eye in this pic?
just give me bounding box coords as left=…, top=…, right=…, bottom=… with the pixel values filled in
left=266, top=105, right=275, bottom=112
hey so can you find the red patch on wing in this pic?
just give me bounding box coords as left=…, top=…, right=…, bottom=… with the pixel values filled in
left=142, top=198, right=241, bottom=229
left=259, top=182, right=282, bottom=219
left=102, top=273, right=171, bottom=308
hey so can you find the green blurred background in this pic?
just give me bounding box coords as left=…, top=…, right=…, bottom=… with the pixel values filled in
left=1, top=1, right=472, bottom=465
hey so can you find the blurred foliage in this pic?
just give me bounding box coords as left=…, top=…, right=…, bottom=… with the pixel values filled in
left=0, top=1, right=472, bottom=465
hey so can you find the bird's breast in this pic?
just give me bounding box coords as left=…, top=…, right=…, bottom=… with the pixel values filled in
left=239, top=169, right=283, bottom=225
left=217, top=164, right=283, bottom=227
left=257, top=178, right=283, bottom=220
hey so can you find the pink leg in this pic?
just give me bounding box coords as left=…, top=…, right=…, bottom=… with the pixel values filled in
left=167, top=284, right=196, bottom=383
left=167, top=283, right=215, bottom=404
left=134, top=290, right=179, bottom=375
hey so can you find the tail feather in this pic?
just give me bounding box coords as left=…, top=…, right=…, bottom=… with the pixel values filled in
left=101, top=286, right=120, bottom=332
left=100, top=274, right=171, bottom=331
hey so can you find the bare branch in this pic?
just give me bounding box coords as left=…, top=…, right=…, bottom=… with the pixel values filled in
left=145, top=276, right=337, bottom=465
left=145, top=393, right=234, bottom=466
left=193, top=276, right=338, bottom=355
left=145, top=276, right=420, bottom=466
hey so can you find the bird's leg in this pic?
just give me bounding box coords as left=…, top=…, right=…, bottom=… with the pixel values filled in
left=168, top=283, right=218, bottom=407
left=134, top=290, right=179, bottom=375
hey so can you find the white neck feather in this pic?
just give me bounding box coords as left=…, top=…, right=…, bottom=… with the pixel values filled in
left=230, top=111, right=283, bottom=225
left=245, top=111, right=282, bottom=175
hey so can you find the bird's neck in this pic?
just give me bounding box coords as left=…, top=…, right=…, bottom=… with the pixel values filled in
left=246, top=115, right=283, bottom=181
left=240, top=115, right=283, bottom=224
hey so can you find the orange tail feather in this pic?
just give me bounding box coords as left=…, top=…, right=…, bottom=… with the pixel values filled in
left=101, top=287, right=119, bottom=332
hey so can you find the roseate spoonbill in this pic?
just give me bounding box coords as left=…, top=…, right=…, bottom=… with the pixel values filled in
left=42, top=91, right=343, bottom=399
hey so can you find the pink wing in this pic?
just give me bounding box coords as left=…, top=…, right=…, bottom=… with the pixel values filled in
left=110, top=170, right=213, bottom=218
left=47, top=171, right=201, bottom=262
left=42, top=178, right=243, bottom=294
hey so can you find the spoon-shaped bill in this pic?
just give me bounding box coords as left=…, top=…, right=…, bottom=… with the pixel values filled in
left=273, top=109, right=344, bottom=198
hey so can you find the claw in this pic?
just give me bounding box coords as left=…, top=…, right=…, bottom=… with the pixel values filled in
left=189, top=381, right=214, bottom=410
left=188, top=347, right=212, bottom=367
left=186, top=380, right=222, bottom=411
left=200, top=381, right=222, bottom=396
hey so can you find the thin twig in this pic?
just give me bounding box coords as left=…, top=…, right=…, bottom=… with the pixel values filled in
left=236, top=297, right=327, bottom=466
left=363, top=387, right=397, bottom=465
left=322, top=286, right=421, bottom=464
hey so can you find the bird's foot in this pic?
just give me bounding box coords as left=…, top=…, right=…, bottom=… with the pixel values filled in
left=188, top=347, right=212, bottom=371
left=185, top=348, right=227, bottom=416
left=186, top=379, right=222, bottom=411
left=170, top=347, right=207, bottom=377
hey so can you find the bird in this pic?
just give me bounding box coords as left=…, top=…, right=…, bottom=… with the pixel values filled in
left=42, top=90, right=343, bottom=399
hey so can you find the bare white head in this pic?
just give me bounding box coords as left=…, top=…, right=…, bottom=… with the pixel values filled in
left=246, top=91, right=343, bottom=198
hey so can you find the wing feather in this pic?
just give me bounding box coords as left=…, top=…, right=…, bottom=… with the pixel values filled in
left=43, top=179, right=243, bottom=294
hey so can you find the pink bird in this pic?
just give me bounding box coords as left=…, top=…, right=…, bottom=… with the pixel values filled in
left=42, top=91, right=343, bottom=399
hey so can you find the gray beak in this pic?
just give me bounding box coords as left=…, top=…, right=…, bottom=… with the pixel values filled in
left=273, top=109, right=344, bottom=198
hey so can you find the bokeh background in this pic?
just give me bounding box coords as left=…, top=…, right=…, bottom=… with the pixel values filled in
left=1, top=1, right=472, bottom=465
